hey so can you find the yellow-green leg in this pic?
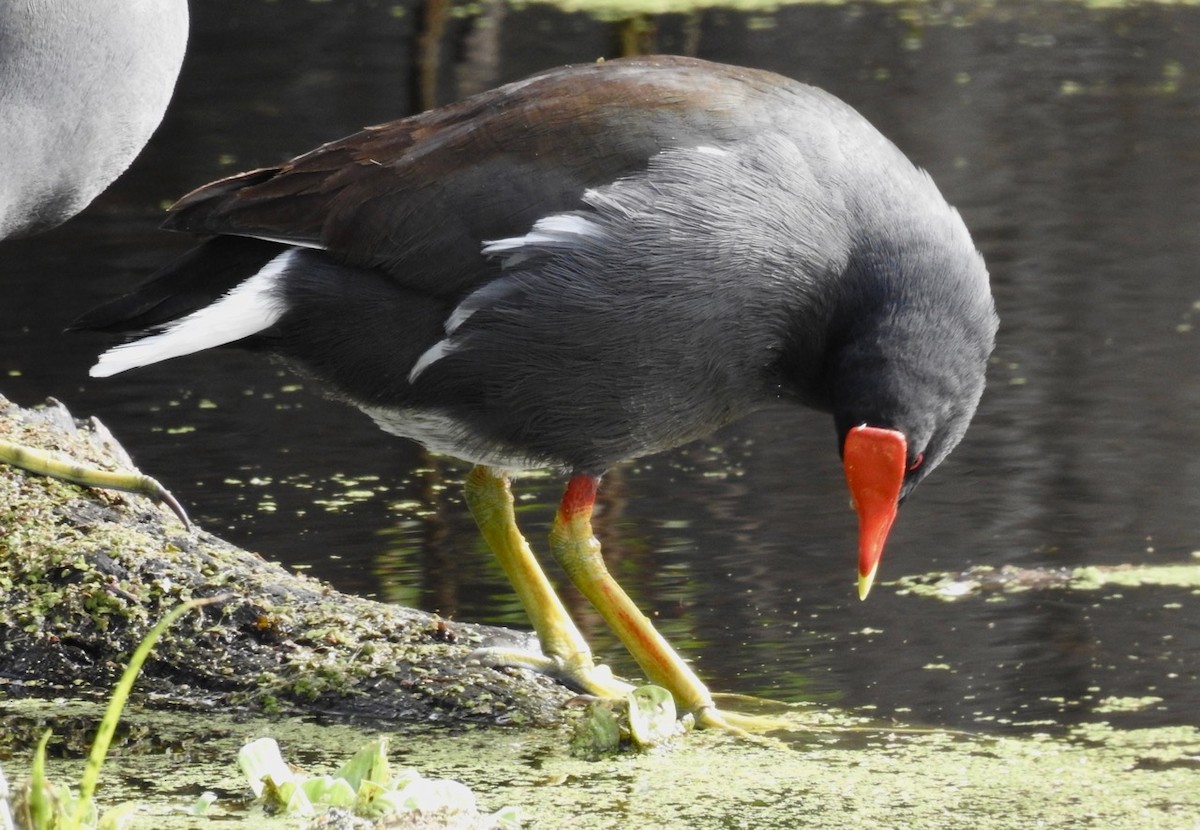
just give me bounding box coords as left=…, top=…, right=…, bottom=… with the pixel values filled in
left=463, top=465, right=632, bottom=697
left=0, top=438, right=190, bottom=528
left=549, top=474, right=779, bottom=734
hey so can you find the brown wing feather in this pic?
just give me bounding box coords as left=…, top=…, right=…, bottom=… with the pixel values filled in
left=161, top=56, right=791, bottom=297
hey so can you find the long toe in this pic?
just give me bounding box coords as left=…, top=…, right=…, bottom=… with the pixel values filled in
left=695, top=706, right=794, bottom=737
left=470, top=645, right=636, bottom=698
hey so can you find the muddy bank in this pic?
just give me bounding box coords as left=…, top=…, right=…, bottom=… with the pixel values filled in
left=0, top=392, right=571, bottom=726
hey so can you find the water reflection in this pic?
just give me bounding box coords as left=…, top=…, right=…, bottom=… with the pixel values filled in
left=2, top=1, right=1198, bottom=734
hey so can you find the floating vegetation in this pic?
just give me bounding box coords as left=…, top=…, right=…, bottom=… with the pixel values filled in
left=891, top=561, right=1200, bottom=601
left=238, top=737, right=520, bottom=827
left=569, top=684, right=683, bottom=759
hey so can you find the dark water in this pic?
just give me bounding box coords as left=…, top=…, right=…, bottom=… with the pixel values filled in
left=3, top=1, right=1198, bottom=735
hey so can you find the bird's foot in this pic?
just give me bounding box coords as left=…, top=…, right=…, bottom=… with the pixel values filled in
left=471, top=645, right=636, bottom=698
left=0, top=438, right=191, bottom=529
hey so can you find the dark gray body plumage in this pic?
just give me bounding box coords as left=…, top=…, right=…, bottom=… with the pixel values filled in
left=80, top=56, right=997, bottom=487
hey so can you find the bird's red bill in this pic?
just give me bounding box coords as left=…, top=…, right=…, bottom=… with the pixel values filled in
left=843, top=425, right=907, bottom=600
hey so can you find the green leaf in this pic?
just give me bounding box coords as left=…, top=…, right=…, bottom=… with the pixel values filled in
left=628, top=685, right=677, bottom=748
left=334, top=737, right=391, bottom=791
left=237, top=737, right=295, bottom=799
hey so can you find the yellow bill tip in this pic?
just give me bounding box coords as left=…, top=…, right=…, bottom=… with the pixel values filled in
left=857, top=566, right=878, bottom=601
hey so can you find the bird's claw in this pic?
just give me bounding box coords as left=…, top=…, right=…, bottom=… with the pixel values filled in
left=140, top=474, right=192, bottom=530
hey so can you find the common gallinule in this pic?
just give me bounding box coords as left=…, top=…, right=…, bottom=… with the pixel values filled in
left=78, top=56, right=998, bottom=731
left=0, top=0, right=189, bottom=521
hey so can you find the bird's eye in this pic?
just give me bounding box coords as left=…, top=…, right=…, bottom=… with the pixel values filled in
left=908, top=452, right=925, bottom=472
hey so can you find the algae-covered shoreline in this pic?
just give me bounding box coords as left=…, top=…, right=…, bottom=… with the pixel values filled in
left=3, top=697, right=1199, bottom=829
left=0, top=392, right=571, bottom=727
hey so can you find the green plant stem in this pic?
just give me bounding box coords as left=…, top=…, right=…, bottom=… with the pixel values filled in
left=67, top=596, right=223, bottom=830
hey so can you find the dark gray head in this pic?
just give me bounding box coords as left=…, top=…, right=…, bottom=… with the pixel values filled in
left=829, top=238, right=997, bottom=497
left=811, top=228, right=997, bottom=598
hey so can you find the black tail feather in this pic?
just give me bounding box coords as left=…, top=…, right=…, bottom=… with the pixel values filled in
left=70, top=236, right=286, bottom=333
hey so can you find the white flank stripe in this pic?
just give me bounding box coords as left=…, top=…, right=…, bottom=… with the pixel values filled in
left=482, top=213, right=602, bottom=257
left=444, top=303, right=476, bottom=334
left=243, top=233, right=326, bottom=250
left=90, top=249, right=296, bottom=378
left=407, top=338, right=460, bottom=384
left=444, top=278, right=515, bottom=335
